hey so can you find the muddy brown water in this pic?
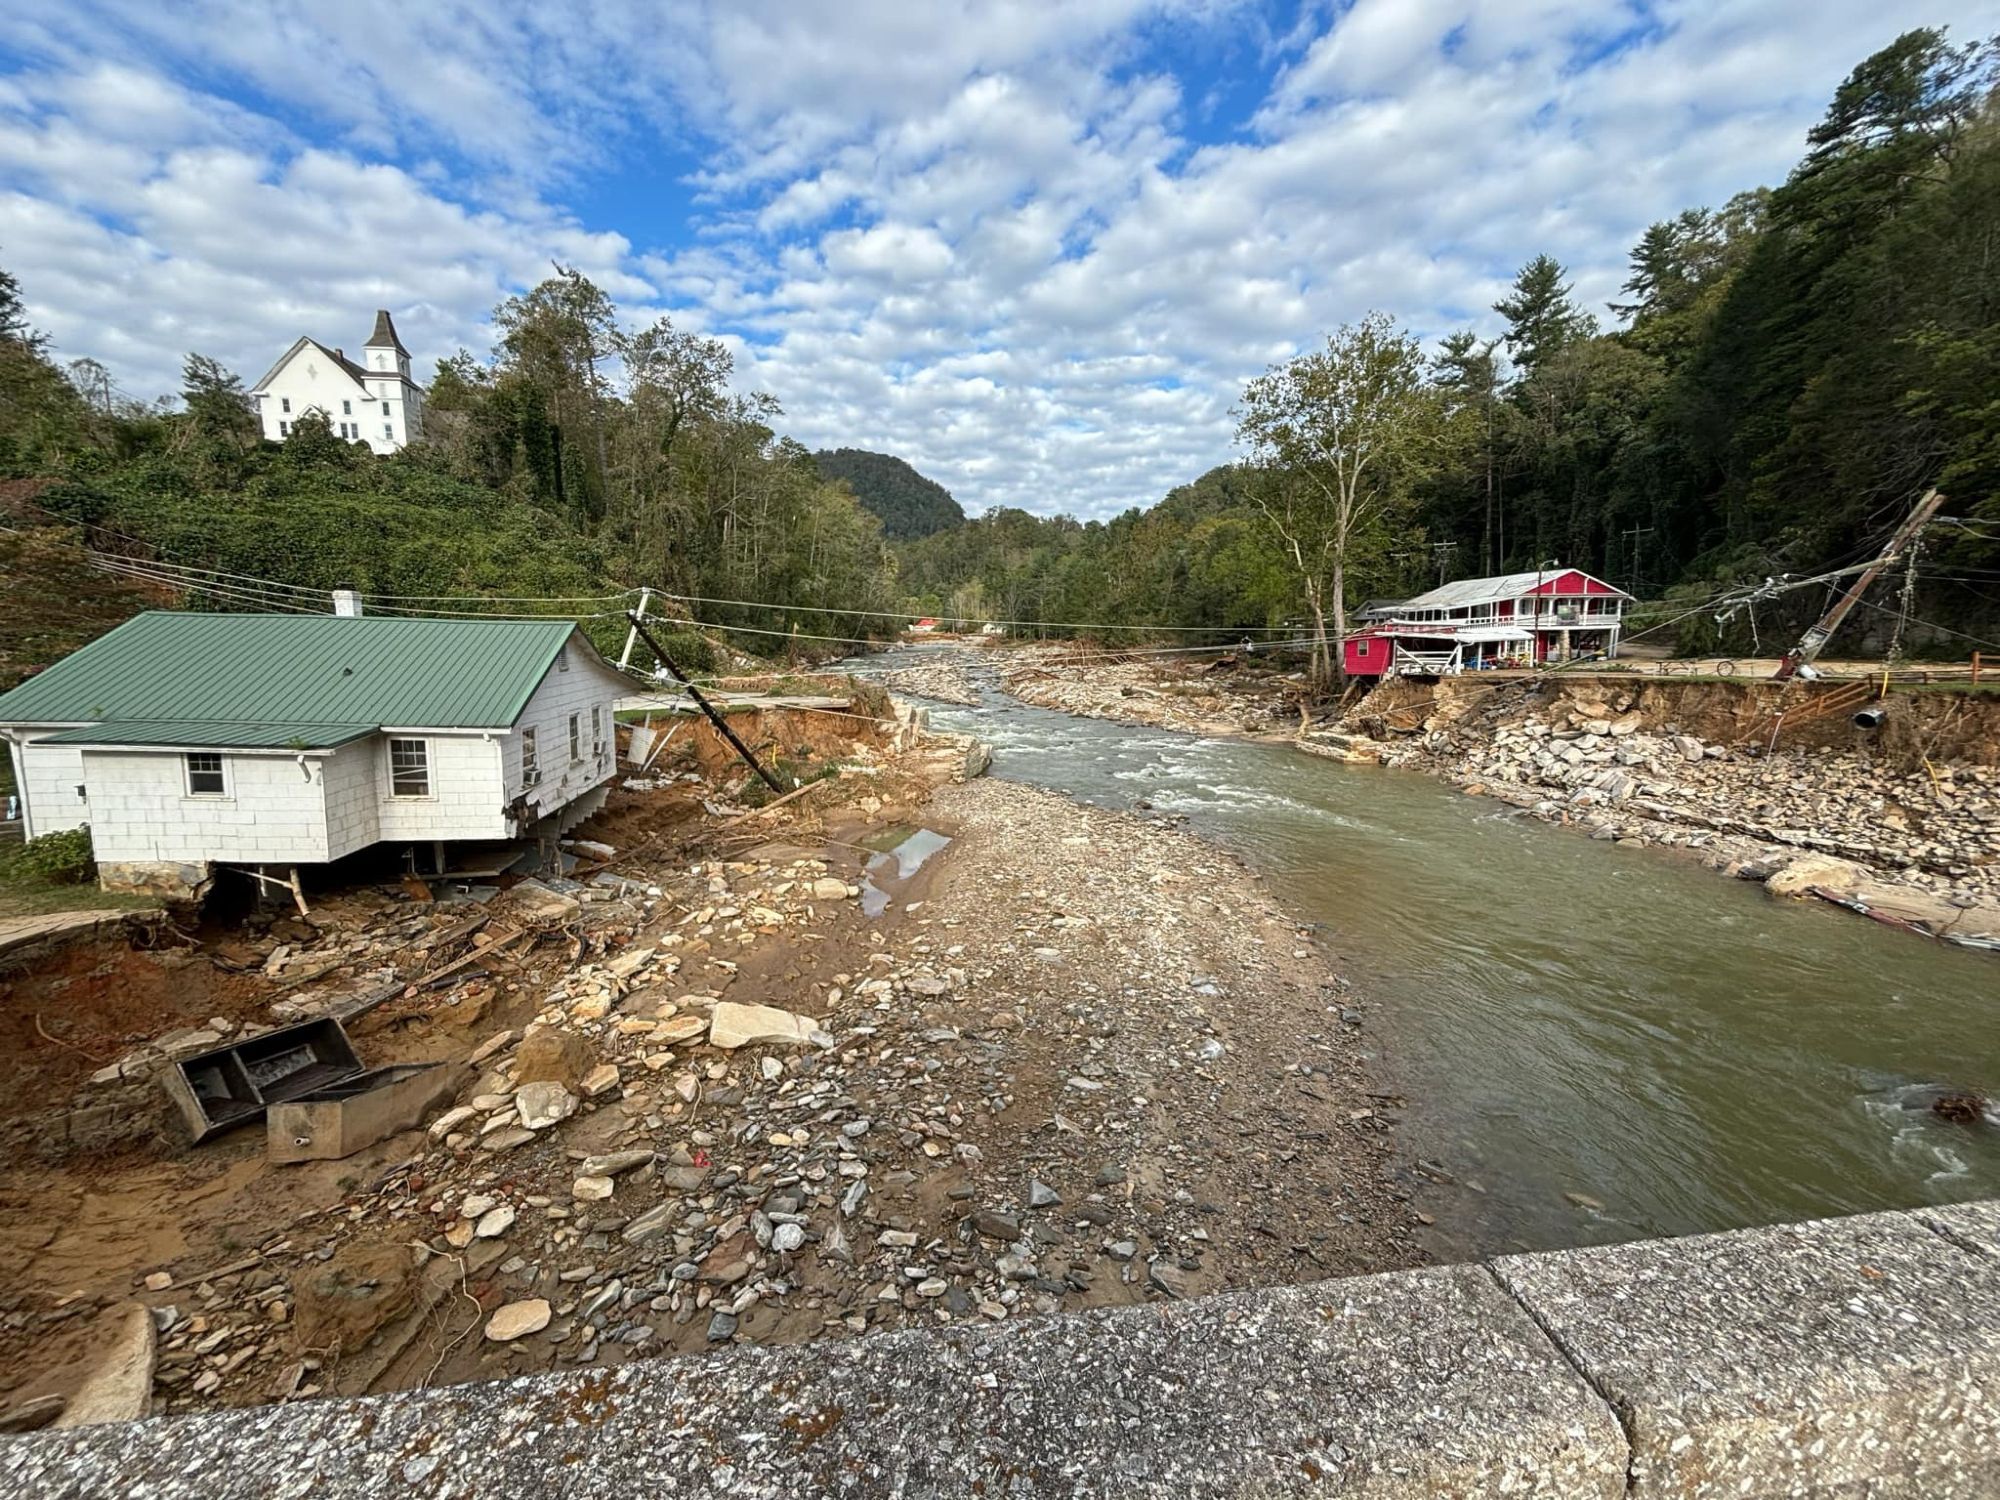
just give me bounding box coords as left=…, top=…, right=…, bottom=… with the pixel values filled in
left=855, top=647, right=2000, bottom=1258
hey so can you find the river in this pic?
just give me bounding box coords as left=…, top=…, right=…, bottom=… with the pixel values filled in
left=852, top=646, right=2000, bottom=1258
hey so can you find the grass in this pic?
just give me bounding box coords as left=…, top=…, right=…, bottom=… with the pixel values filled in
left=0, top=841, right=154, bottom=921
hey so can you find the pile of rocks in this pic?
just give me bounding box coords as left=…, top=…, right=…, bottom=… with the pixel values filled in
left=997, top=647, right=1290, bottom=735
left=874, top=660, right=984, bottom=707
left=1336, top=697, right=2000, bottom=930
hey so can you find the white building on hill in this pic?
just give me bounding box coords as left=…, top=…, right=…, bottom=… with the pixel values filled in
left=251, top=310, right=427, bottom=454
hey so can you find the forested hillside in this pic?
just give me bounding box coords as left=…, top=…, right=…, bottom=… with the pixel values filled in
left=902, top=28, right=2000, bottom=665
left=0, top=264, right=897, bottom=661
left=0, top=28, right=1994, bottom=671
left=812, top=449, right=965, bottom=540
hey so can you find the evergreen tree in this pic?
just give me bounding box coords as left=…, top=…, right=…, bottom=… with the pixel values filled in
left=1494, top=254, right=1596, bottom=378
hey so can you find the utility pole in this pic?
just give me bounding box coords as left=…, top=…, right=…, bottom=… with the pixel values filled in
left=624, top=611, right=783, bottom=792
left=1775, top=488, right=1946, bottom=681
left=1431, top=540, right=1458, bottom=586
left=1621, top=525, right=1654, bottom=595
left=618, top=586, right=653, bottom=672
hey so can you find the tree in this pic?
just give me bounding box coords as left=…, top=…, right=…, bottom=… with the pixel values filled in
left=494, top=264, right=619, bottom=522
left=1495, top=255, right=1595, bottom=378
left=0, top=262, right=47, bottom=352
left=1433, top=331, right=1503, bottom=569
left=1235, top=313, right=1438, bottom=686
left=622, top=316, right=732, bottom=462
left=175, top=352, right=258, bottom=458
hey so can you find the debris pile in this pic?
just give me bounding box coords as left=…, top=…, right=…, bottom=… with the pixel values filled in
left=0, top=770, right=1416, bottom=1421
left=997, top=645, right=1293, bottom=735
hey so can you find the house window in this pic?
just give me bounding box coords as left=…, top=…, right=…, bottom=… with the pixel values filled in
left=381, top=400, right=391, bottom=416
left=521, top=728, right=540, bottom=785
left=186, top=753, right=225, bottom=796
left=591, top=704, right=603, bottom=753
left=1356, top=640, right=1371, bottom=658
left=383, top=424, right=394, bottom=441
left=389, top=738, right=430, bottom=797
left=279, top=421, right=290, bottom=436
left=341, top=399, right=352, bottom=415
left=281, top=397, right=292, bottom=413
left=568, top=714, right=581, bottom=762
left=557, top=645, right=569, bottom=672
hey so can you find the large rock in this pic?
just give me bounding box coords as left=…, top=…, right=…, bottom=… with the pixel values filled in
left=512, top=1026, right=596, bottom=1091
left=709, top=1001, right=827, bottom=1050
left=1765, top=854, right=1867, bottom=899
left=52, top=1305, right=155, bottom=1429
left=508, top=878, right=581, bottom=923
left=291, top=1240, right=417, bottom=1358
left=515, top=1081, right=578, bottom=1130
left=483, top=1300, right=550, bottom=1343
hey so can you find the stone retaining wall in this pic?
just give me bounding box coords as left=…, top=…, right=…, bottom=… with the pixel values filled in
left=5, top=1199, right=1997, bottom=1497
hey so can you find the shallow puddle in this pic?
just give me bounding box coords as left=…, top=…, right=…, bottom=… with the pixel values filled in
left=859, top=827, right=952, bottom=916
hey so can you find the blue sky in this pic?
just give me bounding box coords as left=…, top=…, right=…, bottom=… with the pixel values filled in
left=3, top=0, right=1997, bottom=519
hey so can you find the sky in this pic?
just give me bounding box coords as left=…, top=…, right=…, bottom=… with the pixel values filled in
left=2, top=1, right=1997, bottom=521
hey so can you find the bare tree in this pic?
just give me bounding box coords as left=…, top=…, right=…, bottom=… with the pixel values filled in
left=1235, top=313, right=1438, bottom=686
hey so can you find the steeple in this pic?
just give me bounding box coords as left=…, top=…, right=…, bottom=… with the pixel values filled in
left=363, top=309, right=411, bottom=379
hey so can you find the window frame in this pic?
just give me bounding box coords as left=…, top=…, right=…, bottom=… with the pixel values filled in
left=388, top=737, right=431, bottom=799
left=521, top=727, right=540, bottom=786
left=341, top=399, right=352, bottom=415
left=568, top=713, right=581, bottom=763
left=381, top=400, right=391, bottom=416
left=591, top=704, right=603, bottom=754
left=185, top=752, right=227, bottom=798
left=382, top=423, right=394, bottom=442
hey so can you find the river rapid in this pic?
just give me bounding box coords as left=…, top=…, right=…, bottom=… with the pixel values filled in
left=852, top=645, right=2000, bottom=1258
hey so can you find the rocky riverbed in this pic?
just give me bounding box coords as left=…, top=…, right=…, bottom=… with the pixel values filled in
left=1312, top=684, right=2000, bottom=947
left=997, top=643, right=1297, bottom=735
left=0, top=729, right=1415, bottom=1425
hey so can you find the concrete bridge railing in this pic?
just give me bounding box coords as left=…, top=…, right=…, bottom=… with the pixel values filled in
left=5, top=1199, right=1998, bottom=1498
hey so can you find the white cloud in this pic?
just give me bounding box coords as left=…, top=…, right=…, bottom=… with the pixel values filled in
left=3, top=0, right=1999, bottom=515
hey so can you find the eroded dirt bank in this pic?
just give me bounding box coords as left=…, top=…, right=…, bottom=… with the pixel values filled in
left=0, top=727, right=1413, bottom=1424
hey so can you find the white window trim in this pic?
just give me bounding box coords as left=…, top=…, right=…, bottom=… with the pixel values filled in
left=591, top=704, right=604, bottom=755
left=521, top=727, right=541, bottom=787
left=568, top=713, right=582, bottom=764
left=387, top=736, right=433, bottom=800
left=184, top=752, right=230, bottom=800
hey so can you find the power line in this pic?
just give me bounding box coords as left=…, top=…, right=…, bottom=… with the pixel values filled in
left=657, top=590, right=1301, bottom=635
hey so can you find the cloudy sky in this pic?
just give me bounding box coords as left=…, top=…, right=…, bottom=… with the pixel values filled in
left=2, top=2, right=1996, bottom=519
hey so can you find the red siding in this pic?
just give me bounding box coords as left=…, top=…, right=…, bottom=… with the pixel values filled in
left=1529, top=570, right=1621, bottom=596
left=1344, top=632, right=1388, bottom=676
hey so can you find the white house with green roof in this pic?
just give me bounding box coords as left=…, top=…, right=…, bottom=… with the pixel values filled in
left=0, top=611, right=628, bottom=896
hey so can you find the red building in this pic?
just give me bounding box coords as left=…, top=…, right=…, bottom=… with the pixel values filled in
left=1343, top=566, right=1631, bottom=678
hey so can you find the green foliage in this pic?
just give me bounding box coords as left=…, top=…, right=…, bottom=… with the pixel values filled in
left=17, top=826, right=94, bottom=885
left=812, top=449, right=966, bottom=540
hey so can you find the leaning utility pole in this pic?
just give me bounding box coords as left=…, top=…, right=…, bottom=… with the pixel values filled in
left=1774, top=488, right=1946, bottom=681
left=1621, top=524, right=1654, bottom=595
left=624, top=612, right=784, bottom=792
left=618, top=586, right=653, bottom=671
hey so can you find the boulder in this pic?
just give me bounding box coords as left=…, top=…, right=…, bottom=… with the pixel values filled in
left=1765, top=854, right=1867, bottom=899
left=515, top=1081, right=578, bottom=1130
left=483, top=1299, right=551, bottom=1343
left=291, top=1240, right=417, bottom=1358
left=512, top=1026, right=596, bottom=1091
left=508, top=878, right=581, bottom=923
left=52, top=1305, right=155, bottom=1429
left=709, top=1001, right=827, bottom=1050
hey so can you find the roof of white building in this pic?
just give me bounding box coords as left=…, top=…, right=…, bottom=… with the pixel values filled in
left=0, top=613, right=619, bottom=745
left=1396, top=566, right=1629, bottom=611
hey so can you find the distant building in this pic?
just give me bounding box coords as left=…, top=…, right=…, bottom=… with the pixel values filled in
left=250, top=310, right=426, bottom=454
left=1342, top=566, right=1631, bottom=678
left=0, top=606, right=625, bottom=897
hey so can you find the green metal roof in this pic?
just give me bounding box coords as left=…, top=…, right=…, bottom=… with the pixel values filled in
left=0, top=613, right=597, bottom=731
left=37, top=720, right=377, bottom=750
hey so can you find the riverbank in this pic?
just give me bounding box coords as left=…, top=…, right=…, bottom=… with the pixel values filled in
left=961, top=644, right=2000, bottom=950
left=1320, top=674, right=2000, bottom=950
left=0, top=711, right=1415, bottom=1428
left=997, top=641, right=1299, bottom=735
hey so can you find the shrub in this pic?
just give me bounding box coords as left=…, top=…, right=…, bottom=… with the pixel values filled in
left=17, top=826, right=95, bottom=885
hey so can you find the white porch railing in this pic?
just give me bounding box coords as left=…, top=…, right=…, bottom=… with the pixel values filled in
left=1391, top=646, right=1462, bottom=676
